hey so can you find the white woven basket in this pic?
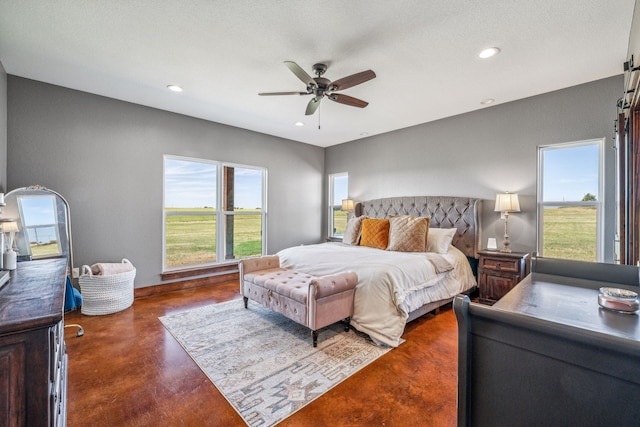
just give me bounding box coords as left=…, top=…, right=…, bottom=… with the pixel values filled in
left=80, top=258, right=136, bottom=316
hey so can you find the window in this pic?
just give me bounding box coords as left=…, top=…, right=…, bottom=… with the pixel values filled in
left=537, top=139, right=604, bottom=262
left=220, top=165, right=265, bottom=260
left=18, top=194, right=62, bottom=258
left=163, top=156, right=266, bottom=270
left=329, top=172, right=348, bottom=238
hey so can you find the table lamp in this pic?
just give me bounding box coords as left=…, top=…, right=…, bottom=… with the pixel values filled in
left=1, top=220, right=19, bottom=270
left=494, top=192, right=520, bottom=253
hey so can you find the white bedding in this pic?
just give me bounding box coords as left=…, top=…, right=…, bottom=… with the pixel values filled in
left=277, top=242, right=476, bottom=347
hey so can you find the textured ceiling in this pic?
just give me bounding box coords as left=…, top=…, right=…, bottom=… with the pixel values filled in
left=0, top=0, right=636, bottom=147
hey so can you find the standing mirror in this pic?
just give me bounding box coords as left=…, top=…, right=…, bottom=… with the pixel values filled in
left=3, top=185, right=74, bottom=277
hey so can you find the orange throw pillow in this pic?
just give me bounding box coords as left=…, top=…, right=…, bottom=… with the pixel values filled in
left=360, top=218, right=390, bottom=249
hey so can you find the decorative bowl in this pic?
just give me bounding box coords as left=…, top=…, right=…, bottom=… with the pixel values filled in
left=598, top=287, right=639, bottom=314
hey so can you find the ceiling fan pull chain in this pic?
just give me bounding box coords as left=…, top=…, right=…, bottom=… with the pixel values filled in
left=318, top=104, right=321, bottom=130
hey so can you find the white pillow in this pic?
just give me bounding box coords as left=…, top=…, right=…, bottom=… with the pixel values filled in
left=426, top=227, right=456, bottom=253
left=342, top=215, right=365, bottom=245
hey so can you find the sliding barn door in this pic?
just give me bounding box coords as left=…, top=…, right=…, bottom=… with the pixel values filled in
left=619, top=61, right=640, bottom=265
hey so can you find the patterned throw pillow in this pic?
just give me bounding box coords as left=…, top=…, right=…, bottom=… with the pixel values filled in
left=387, top=216, right=430, bottom=252
left=360, top=218, right=390, bottom=249
left=342, top=215, right=365, bottom=245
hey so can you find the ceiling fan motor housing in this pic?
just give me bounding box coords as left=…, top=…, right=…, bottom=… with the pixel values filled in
left=311, top=77, right=331, bottom=95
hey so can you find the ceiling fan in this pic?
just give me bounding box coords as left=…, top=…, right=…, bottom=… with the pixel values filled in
left=259, top=61, right=376, bottom=115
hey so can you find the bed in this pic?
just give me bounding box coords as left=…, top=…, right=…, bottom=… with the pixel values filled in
left=277, top=196, right=481, bottom=347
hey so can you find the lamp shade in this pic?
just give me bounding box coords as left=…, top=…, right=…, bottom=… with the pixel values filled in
left=0, top=220, right=19, bottom=233
left=341, top=199, right=355, bottom=211
left=494, top=193, right=521, bottom=213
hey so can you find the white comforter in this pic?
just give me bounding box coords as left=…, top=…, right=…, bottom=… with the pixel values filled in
left=277, top=242, right=476, bottom=347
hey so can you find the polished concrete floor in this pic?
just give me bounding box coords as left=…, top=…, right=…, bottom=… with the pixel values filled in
left=64, top=282, right=458, bottom=426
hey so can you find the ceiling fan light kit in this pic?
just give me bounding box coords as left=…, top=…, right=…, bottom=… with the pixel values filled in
left=259, top=61, right=376, bottom=115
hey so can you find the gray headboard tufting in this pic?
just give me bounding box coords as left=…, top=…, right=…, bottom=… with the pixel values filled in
left=354, top=196, right=482, bottom=258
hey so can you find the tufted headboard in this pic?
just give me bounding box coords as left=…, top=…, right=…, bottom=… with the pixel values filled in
left=354, top=196, right=482, bottom=258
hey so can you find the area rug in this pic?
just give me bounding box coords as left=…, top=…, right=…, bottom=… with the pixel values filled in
left=159, top=299, right=393, bottom=427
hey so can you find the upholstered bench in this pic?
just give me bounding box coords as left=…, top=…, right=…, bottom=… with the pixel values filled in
left=240, top=255, right=358, bottom=347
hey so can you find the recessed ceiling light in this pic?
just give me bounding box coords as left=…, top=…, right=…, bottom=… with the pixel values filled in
left=167, top=85, right=183, bottom=92
left=478, top=47, right=500, bottom=59
left=481, top=98, right=495, bottom=105
left=295, top=122, right=304, bottom=127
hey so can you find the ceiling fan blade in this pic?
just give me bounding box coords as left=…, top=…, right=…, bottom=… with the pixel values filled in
left=331, top=70, right=376, bottom=91
left=328, top=93, right=369, bottom=108
left=284, top=61, right=316, bottom=87
left=305, top=97, right=322, bottom=115
left=258, top=91, right=309, bottom=96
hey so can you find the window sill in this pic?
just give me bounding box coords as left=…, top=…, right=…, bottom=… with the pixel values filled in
left=161, top=263, right=239, bottom=282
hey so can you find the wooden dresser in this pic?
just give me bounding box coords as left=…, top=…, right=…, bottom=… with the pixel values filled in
left=0, top=259, right=68, bottom=426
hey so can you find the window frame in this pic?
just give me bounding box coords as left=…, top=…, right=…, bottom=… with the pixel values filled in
left=163, top=155, right=267, bottom=272
left=328, top=172, right=348, bottom=238
left=536, top=138, right=604, bottom=262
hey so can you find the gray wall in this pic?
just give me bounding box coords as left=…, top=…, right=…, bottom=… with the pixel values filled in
left=0, top=61, right=6, bottom=192
left=5, top=74, right=624, bottom=289
left=630, top=0, right=640, bottom=61
left=325, top=76, right=622, bottom=262
left=7, top=77, right=324, bottom=287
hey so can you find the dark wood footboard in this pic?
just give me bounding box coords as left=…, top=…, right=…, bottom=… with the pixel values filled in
left=454, top=266, right=640, bottom=427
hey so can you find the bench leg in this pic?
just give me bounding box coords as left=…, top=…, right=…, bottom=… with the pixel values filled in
left=312, top=330, right=318, bottom=347
left=343, top=317, right=351, bottom=332
left=243, top=296, right=248, bottom=309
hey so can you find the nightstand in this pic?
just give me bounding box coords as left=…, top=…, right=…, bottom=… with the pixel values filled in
left=478, top=250, right=530, bottom=305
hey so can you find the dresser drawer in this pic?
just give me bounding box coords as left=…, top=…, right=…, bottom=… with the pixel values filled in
left=49, top=321, right=63, bottom=382
left=480, top=256, right=521, bottom=273
left=49, top=319, right=66, bottom=426
left=53, top=353, right=68, bottom=427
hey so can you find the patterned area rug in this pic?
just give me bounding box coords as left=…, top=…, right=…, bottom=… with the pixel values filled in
left=159, top=299, right=392, bottom=427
